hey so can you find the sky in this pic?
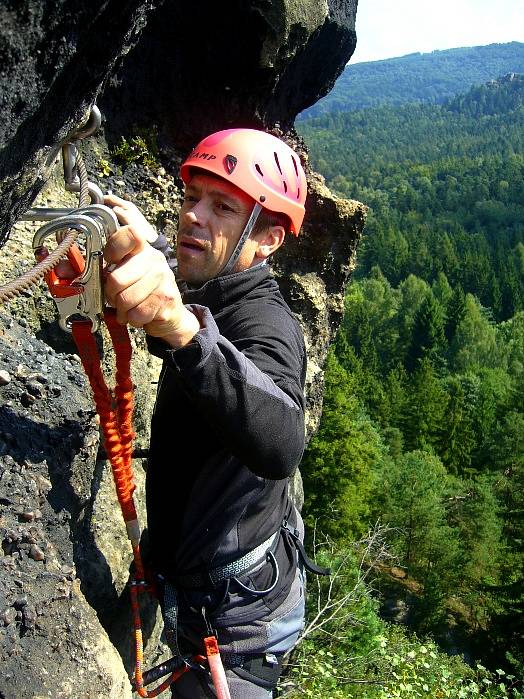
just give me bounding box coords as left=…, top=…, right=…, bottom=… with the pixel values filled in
left=351, top=0, right=524, bottom=64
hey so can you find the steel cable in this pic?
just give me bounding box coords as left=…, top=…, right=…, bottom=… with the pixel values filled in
left=0, top=149, right=90, bottom=304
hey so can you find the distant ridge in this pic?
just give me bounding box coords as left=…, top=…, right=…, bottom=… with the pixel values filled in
left=299, top=42, right=524, bottom=118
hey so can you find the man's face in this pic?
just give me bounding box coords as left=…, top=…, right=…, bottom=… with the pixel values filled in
left=176, top=173, right=255, bottom=285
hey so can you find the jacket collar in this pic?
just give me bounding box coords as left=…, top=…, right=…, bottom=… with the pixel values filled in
left=180, top=262, right=273, bottom=314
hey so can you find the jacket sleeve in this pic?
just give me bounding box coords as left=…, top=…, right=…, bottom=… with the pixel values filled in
left=146, top=303, right=306, bottom=479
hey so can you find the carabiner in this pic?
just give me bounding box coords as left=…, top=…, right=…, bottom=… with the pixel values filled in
left=75, top=204, right=118, bottom=238
left=62, top=142, right=104, bottom=204
left=32, top=213, right=105, bottom=333
left=21, top=202, right=118, bottom=225
left=68, top=105, right=102, bottom=141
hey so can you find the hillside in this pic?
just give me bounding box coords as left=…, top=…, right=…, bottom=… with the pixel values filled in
left=299, top=41, right=524, bottom=117
left=298, top=74, right=524, bottom=320
left=297, top=73, right=524, bottom=689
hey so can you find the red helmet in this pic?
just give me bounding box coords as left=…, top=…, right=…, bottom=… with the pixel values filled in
left=180, top=128, right=307, bottom=235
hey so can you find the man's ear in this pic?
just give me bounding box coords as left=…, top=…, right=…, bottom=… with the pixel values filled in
left=254, top=226, right=286, bottom=260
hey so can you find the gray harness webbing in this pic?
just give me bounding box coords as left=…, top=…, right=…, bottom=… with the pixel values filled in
left=172, top=531, right=278, bottom=589
left=163, top=583, right=183, bottom=657
left=163, top=531, right=278, bottom=659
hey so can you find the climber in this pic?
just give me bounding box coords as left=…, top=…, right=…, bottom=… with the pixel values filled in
left=102, top=128, right=313, bottom=698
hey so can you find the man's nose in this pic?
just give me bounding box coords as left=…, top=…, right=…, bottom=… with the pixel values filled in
left=183, top=200, right=208, bottom=226
left=183, top=210, right=200, bottom=225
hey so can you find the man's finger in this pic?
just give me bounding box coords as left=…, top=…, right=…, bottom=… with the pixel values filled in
left=104, top=251, right=162, bottom=302
left=104, top=195, right=158, bottom=243
left=103, top=225, right=146, bottom=264
left=113, top=276, right=163, bottom=326
left=104, top=193, right=133, bottom=210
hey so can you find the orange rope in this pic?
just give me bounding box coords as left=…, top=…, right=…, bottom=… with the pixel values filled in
left=72, top=311, right=137, bottom=523
left=130, top=582, right=191, bottom=697
left=70, top=308, right=226, bottom=697
left=105, top=311, right=135, bottom=470
left=32, top=211, right=215, bottom=696
left=71, top=311, right=181, bottom=696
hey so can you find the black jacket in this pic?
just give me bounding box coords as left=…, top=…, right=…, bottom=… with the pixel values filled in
left=145, top=263, right=306, bottom=592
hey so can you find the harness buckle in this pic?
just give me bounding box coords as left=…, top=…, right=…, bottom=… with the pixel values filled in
left=282, top=519, right=300, bottom=540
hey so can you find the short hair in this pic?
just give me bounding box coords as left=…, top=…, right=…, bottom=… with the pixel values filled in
left=252, top=208, right=290, bottom=236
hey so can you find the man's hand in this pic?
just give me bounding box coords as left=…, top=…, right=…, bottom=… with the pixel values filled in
left=103, top=196, right=200, bottom=347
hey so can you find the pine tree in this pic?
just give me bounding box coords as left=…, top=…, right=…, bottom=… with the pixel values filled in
left=396, top=275, right=431, bottom=363
left=301, top=352, right=387, bottom=543
left=449, top=293, right=498, bottom=372
left=406, top=293, right=446, bottom=371
left=402, top=358, right=448, bottom=452
left=447, top=473, right=504, bottom=628
left=444, top=285, right=466, bottom=343
left=378, top=450, right=461, bottom=629
left=440, top=376, right=476, bottom=476
left=432, top=271, right=453, bottom=306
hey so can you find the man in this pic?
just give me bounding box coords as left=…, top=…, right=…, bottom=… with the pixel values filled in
left=103, top=129, right=311, bottom=698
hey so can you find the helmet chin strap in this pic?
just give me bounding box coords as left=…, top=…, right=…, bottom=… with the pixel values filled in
left=219, top=203, right=263, bottom=277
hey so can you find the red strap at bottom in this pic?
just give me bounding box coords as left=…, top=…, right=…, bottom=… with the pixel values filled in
left=204, top=636, right=232, bottom=699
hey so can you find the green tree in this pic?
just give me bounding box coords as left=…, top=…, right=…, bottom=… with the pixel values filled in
left=440, top=375, right=476, bottom=475
left=402, top=358, right=448, bottom=452
left=472, top=368, right=514, bottom=468
left=432, top=271, right=453, bottom=306
left=447, top=474, right=504, bottom=627
left=396, top=275, right=431, bottom=363
left=444, top=286, right=466, bottom=342
left=301, top=352, right=387, bottom=542
left=405, top=293, right=446, bottom=371
left=377, top=450, right=461, bottom=628
left=449, top=293, right=498, bottom=372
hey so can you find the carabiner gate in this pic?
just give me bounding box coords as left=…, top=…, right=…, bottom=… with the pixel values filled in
left=32, top=213, right=105, bottom=333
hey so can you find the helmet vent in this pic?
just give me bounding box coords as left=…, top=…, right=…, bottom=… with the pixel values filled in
left=297, top=188, right=300, bottom=200
left=255, top=163, right=264, bottom=177
left=274, top=152, right=282, bottom=174
left=283, top=181, right=288, bottom=193
left=291, top=155, right=299, bottom=177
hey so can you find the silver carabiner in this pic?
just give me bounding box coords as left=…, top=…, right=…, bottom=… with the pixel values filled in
left=69, top=105, right=102, bottom=141
left=75, top=204, right=118, bottom=238
left=32, top=214, right=105, bottom=333
left=21, top=202, right=118, bottom=225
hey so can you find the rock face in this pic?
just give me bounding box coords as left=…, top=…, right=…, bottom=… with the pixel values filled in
left=0, top=1, right=365, bottom=695
left=100, top=0, right=358, bottom=149
left=0, top=314, right=133, bottom=698
left=0, top=0, right=160, bottom=248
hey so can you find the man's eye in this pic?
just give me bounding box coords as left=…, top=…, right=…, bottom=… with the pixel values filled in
left=217, top=202, right=233, bottom=212
left=184, top=195, right=198, bottom=203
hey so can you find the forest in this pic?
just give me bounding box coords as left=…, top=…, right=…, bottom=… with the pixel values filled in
left=282, top=72, right=524, bottom=697
left=300, top=42, right=524, bottom=117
